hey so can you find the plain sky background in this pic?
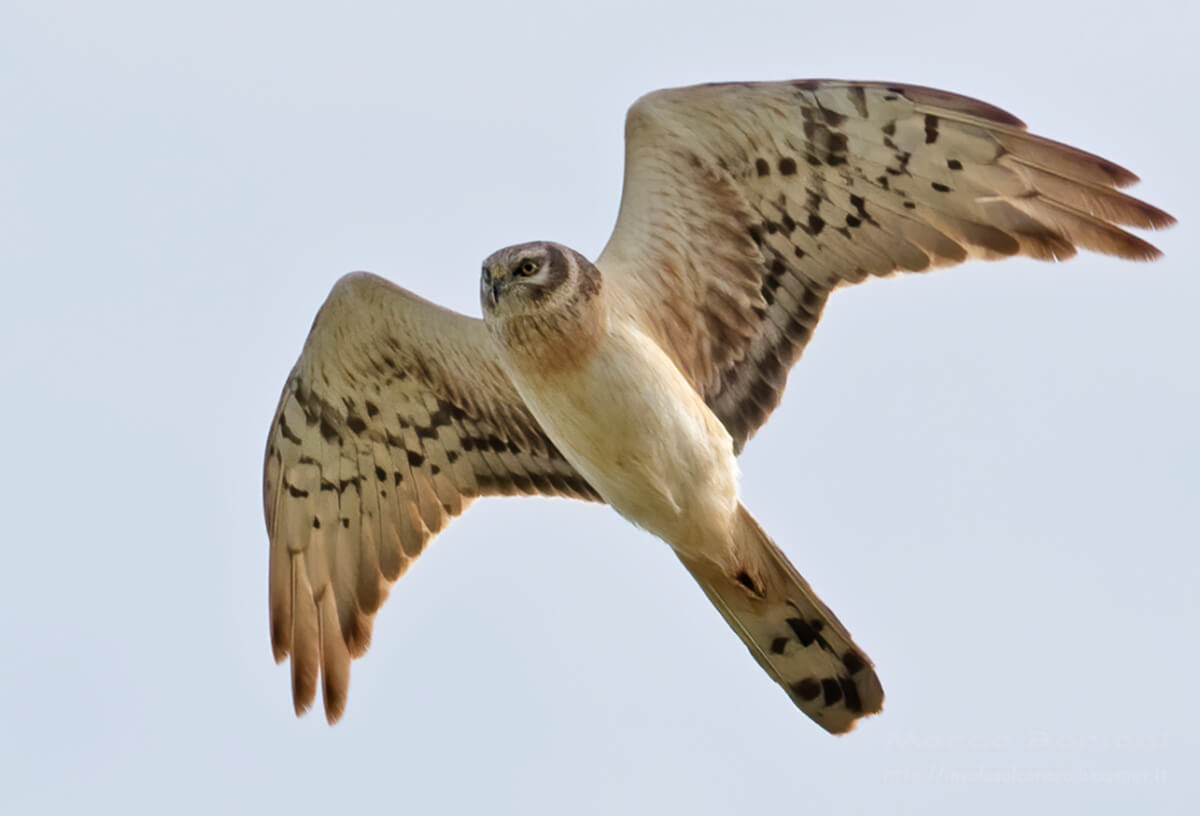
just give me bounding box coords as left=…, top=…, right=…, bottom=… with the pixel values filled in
left=2, top=1, right=1196, bottom=813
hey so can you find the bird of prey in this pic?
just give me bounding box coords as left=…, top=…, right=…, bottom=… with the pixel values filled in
left=263, top=79, right=1172, bottom=734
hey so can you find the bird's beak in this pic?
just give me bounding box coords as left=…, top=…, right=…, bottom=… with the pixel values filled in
left=481, top=264, right=505, bottom=309
left=481, top=265, right=494, bottom=308
left=482, top=264, right=504, bottom=308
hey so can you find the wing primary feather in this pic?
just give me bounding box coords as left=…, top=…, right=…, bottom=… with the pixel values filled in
left=319, top=590, right=352, bottom=724
left=290, top=552, right=320, bottom=715
left=1005, top=158, right=1175, bottom=229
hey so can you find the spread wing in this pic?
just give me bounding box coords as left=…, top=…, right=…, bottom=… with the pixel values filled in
left=263, top=272, right=599, bottom=722
left=596, top=80, right=1174, bottom=450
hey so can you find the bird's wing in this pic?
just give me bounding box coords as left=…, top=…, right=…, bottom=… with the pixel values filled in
left=596, top=80, right=1173, bottom=451
left=264, top=272, right=599, bottom=722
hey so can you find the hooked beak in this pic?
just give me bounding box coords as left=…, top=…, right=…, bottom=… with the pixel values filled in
left=482, top=264, right=504, bottom=308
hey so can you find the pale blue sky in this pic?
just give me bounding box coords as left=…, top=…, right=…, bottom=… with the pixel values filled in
left=2, top=1, right=1196, bottom=813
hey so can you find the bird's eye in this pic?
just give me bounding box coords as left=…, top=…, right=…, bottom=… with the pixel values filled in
left=516, top=260, right=538, bottom=276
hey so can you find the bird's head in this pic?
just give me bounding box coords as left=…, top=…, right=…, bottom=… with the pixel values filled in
left=479, top=241, right=601, bottom=321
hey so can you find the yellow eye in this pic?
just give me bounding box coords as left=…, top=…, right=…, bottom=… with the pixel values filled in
left=517, top=260, right=538, bottom=276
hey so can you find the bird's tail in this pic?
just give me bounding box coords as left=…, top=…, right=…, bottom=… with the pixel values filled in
left=677, top=503, right=884, bottom=734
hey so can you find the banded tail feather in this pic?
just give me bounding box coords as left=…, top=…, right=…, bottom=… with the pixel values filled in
left=678, top=505, right=883, bottom=734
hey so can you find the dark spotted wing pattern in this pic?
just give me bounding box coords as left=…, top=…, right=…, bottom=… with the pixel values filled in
left=263, top=272, right=598, bottom=722
left=597, top=80, right=1173, bottom=451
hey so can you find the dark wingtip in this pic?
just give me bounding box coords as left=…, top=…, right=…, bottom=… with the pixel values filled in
left=324, top=696, right=346, bottom=725
left=1151, top=210, right=1178, bottom=230
left=292, top=688, right=314, bottom=717
left=1103, top=163, right=1140, bottom=189
left=270, top=617, right=290, bottom=664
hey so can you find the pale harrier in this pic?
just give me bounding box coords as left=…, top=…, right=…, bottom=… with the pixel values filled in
left=263, top=80, right=1171, bottom=734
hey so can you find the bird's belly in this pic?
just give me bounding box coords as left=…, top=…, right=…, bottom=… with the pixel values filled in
left=507, top=324, right=739, bottom=546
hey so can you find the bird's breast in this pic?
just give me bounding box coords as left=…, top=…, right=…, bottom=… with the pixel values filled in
left=502, top=319, right=739, bottom=544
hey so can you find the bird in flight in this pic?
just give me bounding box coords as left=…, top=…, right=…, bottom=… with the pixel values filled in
left=263, top=79, right=1172, bottom=734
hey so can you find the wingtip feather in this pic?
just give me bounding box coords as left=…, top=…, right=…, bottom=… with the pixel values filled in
left=319, top=592, right=352, bottom=724
left=290, top=553, right=320, bottom=716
